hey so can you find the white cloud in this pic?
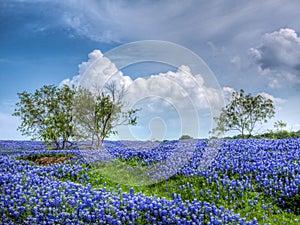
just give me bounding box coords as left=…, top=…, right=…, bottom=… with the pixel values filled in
left=63, top=49, right=225, bottom=139
left=230, top=56, right=241, bottom=69
left=258, top=92, right=286, bottom=104
left=222, top=86, right=235, bottom=103
left=61, top=49, right=132, bottom=92
left=24, top=1, right=297, bottom=46
left=250, top=28, right=300, bottom=88
left=222, top=87, right=286, bottom=106
left=127, top=65, right=211, bottom=109
left=63, top=49, right=224, bottom=110
left=223, top=87, right=235, bottom=94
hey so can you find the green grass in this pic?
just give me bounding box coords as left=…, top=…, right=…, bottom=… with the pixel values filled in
left=84, top=162, right=300, bottom=224
left=89, top=158, right=169, bottom=187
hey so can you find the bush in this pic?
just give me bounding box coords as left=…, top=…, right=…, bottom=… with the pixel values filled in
left=179, top=135, right=193, bottom=140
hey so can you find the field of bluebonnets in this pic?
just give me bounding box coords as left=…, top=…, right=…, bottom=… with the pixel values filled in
left=0, top=138, right=300, bottom=224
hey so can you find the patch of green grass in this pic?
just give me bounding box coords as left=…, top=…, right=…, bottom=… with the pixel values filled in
left=84, top=163, right=300, bottom=224
left=89, top=159, right=159, bottom=186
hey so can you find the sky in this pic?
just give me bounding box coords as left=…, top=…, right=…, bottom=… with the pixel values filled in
left=0, top=0, right=300, bottom=140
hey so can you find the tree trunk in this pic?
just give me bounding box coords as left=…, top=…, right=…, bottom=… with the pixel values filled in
left=241, top=129, right=245, bottom=139
left=62, top=139, right=68, bottom=149
left=54, top=140, right=60, bottom=150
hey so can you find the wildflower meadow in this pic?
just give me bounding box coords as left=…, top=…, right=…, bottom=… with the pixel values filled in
left=0, top=138, right=299, bottom=224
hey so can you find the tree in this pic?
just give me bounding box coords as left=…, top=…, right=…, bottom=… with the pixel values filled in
left=274, top=120, right=287, bottom=132
left=73, top=82, right=139, bottom=149
left=13, top=85, right=75, bottom=149
left=212, top=89, right=275, bottom=138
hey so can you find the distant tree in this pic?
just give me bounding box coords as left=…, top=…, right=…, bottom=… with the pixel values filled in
left=13, top=85, right=75, bottom=149
left=274, top=120, right=287, bottom=132
left=73, top=82, right=139, bottom=149
left=212, top=89, right=275, bottom=138
left=179, top=134, right=193, bottom=140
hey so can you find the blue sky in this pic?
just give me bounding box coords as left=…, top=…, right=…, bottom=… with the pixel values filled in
left=0, top=0, right=300, bottom=140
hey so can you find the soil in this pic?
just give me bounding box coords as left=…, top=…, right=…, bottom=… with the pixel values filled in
left=34, top=156, right=72, bottom=166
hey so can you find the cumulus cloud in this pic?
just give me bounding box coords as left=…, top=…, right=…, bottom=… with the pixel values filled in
left=62, top=49, right=225, bottom=139
left=249, top=28, right=300, bottom=88
left=222, top=87, right=236, bottom=103
left=258, top=92, right=286, bottom=104
left=222, top=87, right=286, bottom=106
left=62, top=49, right=224, bottom=110
left=61, top=50, right=132, bottom=92
left=62, top=48, right=291, bottom=139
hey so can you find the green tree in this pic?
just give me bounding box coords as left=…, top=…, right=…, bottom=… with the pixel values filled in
left=274, top=120, right=287, bottom=132
left=73, top=82, right=139, bottom=149
left=13, top=85, right=75, bottom=149
left=212, top=89, right=275, bottom=138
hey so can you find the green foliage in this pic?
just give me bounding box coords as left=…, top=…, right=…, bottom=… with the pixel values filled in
left=13, top=82, right=139, bottom=150
left=84, top=170, right=299, bottom=224
left=254, top=130, right=300, bottom=139
left=12, top=85, right=75, bottom=149
left=274, top=120, right=287, bottom=132
left=73, top=83, right=139, bottom=149
left=212, top=89, right=275, bottom=138
left=179, top=134, right=193, bottom=140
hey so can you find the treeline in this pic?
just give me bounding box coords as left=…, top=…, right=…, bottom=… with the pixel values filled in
left=228, top=130, right=300, bottom=139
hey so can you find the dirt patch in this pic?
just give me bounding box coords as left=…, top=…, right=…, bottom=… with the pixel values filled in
left=34, top=156, right=72, bottom=166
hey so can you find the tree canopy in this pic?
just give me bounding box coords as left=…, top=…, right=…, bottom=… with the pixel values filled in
left=13, top=85, right=75, bottom=149
left=73, top=83, right=139, bottom=149
left=212, top=89, right=275, bottom=138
